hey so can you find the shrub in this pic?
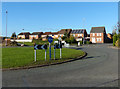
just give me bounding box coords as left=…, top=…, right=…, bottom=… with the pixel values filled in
left=10, top=41, right=18, bottom=46
left=65, top=38, right=71, bottom=43
left=113, top=34, right=118, bottom=46
left=115, top=40, right=120, bottom=47
left=80, top=41, right=83, bottom=45
left=86, top=41, right=92, bottom=44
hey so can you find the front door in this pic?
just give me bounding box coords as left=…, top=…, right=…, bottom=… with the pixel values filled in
left=92, top=37, right=96, bottom=43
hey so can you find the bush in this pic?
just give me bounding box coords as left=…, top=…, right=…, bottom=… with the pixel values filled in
left=10, top=41, right=18, bottom=46
left=65, top=38, right=71, bottom=43
left=80, top=41, right=83, bottom=45
left=86, top=41, right=92, bottom=44
left=113, top=34, right=118, bottom=46
left=115, top=40, right=120, bottom=47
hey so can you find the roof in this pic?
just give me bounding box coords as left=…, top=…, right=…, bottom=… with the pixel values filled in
left=58, top=29, right=72, bottom=34
left=31, top=32, right=43, bottom=35
left=71, top=29, right=86, bottom=34
left=90, top=27, right=106, bottom=33
left=51, top=32, right=59, bottom=35
left=42, top=32, right=52, bottom=35
left=18, top=32, right=31, bottom=35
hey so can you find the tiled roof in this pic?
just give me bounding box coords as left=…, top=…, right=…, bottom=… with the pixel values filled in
left=42, top=32, right=52, bottom=35
left=51, top=32, right=59, bottom=35
left=58, top=29, right=72, bottom=34
left=90, top=27, right=106, bottom=33
left=31, top=32, right=43, bottom=35
left=18, top=32, right=31, bottom=35
left=71, top=29, right=86, bottom=34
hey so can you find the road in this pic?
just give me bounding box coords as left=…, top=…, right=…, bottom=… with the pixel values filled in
left=2, top=44, right=118, bottom=87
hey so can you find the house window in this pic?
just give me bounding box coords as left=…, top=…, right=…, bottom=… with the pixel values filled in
left=97, top=38, right=102, bottom=41
left=97, top=33, right=99, bottom=36
left=93, top=33, right=95, bottom=36
left=100, top=33, right=101, bottom=36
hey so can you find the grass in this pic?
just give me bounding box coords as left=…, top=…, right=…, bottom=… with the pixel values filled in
left=2, top=47, right=85, bottom=68
left=18, top=42, right=34, bottom=46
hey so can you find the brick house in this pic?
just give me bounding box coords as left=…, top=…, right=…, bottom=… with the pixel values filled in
left=58, top=29, right=72, bottom=37
left=70, top=29, right=87, bottom=41
left=41, top=32, right=52, bottom=41
left=107, top=33, right=113, bottom=39
left=29, top=32, right=43, bottom=39
left=90, top=27, right=107, bottom=43
left=17, top=32, right=31, bottom=39
left=50, top=32, right=59, bottom=39
left=41, top=32, right=52, bottom=38
left=106, top=33, right=113, bottom=43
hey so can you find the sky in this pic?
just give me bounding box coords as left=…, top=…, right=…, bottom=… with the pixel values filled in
left=2, top=2, right=118, bottom=37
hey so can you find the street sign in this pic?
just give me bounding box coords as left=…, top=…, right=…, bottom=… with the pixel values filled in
left=54, top=43, right=62, bottom=49
left=34, top=44, right=47, bottom=50
left=34, top=44, right=48, bottom=61
left=48, top=36, right=53, bottom=43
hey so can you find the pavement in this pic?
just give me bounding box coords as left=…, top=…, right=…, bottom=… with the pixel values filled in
left=2, top=43, right=118, bottom=87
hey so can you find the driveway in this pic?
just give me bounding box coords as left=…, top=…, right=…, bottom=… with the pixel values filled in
left=2, top=44, right=118, bottom=87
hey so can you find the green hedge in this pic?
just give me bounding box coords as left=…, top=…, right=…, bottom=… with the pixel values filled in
left=113, top=34, right=118, bottom=46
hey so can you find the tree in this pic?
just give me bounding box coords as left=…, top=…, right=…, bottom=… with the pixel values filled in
left=70, top=36, right=76, bottom=44
left=112, top=29, right=117, bottom=35
left=11, top=32, right=16, bottom=40
left=62, top=29, right=69, bottom=40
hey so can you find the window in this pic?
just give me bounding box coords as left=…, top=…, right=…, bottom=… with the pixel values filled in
left=97, top=38, right=102, bottom=41
left=97, top=33, right=99, bottom=36
left=100, top=33, right=101, bottom=36
left=93, top=33, right=95, bottom=36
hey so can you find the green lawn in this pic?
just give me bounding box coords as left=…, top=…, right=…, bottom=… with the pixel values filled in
left=2, top=47, right=85, bottom=68
left=18, top=42, right=34, bottom=46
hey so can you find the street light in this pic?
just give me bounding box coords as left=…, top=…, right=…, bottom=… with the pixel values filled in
left=83, top=29, right=85, bottom=44
left=6, top=10, right=8, bottom=46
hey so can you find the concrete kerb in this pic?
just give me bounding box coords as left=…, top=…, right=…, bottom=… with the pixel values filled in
left=2, top=52, right=87, bottom=71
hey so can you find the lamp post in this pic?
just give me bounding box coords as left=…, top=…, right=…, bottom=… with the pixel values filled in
left=6, top=10, right=8, bottom=46
left=83, top=29, right=85, bottom=44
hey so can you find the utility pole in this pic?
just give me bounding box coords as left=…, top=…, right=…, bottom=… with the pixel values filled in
left=6, top=10, right=8, bottom=46
left=82, top=18, right=85, bottom=45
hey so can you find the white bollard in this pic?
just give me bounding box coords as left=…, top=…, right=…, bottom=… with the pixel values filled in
left=34, top=50, right=36, bottom=62
left=60, top=48, right=62, bottom=59
left=45, top=50, right=46, bottom=61
left=54, top=49, right=55, bottom=60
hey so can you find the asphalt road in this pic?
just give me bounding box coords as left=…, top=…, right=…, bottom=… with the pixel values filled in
left=2, top=44, right=118, bottom=87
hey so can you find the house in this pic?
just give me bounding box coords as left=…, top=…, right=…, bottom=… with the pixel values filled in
left=107, top=33, right=113, bottom=39
left=50, top=32, right=59, bottom=39
left=106, top=33, right=113, bottom=43
left=58, top=29, right=72, bottom=37
left=17, top=32, right=31, bottom=39
left=29, top=32, right=43, bottom=39
left=90, top=27, right=107, bottom=43
left=41, top=32, right=52, bottom=38
left=41, top=32, right=52, bottom=41
left=70, top=29, right=87, bottom=41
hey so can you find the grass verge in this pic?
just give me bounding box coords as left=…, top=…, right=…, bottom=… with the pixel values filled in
left=2, top=47, right=85, bottom=68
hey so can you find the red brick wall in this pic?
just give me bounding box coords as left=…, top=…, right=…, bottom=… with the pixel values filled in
left=90, top=33, right=104, bottom=43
